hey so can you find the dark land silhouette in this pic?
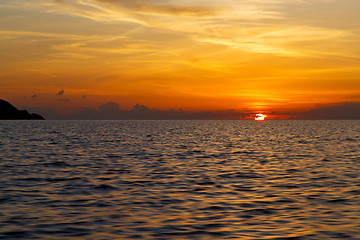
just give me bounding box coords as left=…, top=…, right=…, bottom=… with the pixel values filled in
left=0, top=99, right=45, bottom=120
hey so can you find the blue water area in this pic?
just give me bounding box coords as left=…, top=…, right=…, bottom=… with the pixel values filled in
left=0, top=120, right=359, bottom=239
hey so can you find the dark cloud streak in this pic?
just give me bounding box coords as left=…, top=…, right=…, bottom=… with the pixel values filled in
left=23, top=101, right=360, bottom=120
left=298, top=102, right=360, bottom=120
left=72, top=102, right=249, bottom=120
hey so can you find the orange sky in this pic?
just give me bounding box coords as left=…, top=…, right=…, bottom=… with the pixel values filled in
left=1, top=0, right=359, bottom=116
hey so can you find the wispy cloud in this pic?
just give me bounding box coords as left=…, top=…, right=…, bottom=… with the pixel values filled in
left=49, top=0, right=284, bottom=26
left=93, top=0, right=218, bottom=17
left=27, top=101, right=360, bottom=120
left=196, top=26, right=350, bottom=56
left=42, top=0, right=356, bottom=58
left=0, top=29, right=151, bottom=60
left=1, top=0, right=359, bottom=111
left=2, top=1, right=355, bottom=59
left=72, top=102, right=251, bottom=120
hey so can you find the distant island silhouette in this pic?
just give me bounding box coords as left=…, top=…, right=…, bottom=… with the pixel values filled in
left=0, top=99, right=45, bottom=120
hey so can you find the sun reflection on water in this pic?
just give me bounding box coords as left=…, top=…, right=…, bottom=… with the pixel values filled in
left=0, top=120, right=359, bottom=239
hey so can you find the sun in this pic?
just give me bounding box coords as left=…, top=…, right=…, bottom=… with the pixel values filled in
left=255, top=113, right=265, bottom=121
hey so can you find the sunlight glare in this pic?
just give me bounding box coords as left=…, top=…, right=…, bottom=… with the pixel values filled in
left=255, top=113, right=265, bottom=121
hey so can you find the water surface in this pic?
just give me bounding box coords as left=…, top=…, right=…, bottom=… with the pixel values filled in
left=0, top=120, right=359, bottom=239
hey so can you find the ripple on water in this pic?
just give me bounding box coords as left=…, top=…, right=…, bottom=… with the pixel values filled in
left=0, top=120, right=359, bottom=239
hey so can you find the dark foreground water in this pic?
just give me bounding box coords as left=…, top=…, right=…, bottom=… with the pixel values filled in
left=0, top=120, right=359, bottom=239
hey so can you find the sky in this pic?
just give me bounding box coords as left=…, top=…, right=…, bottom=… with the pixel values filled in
left=0, top=0, right=360, bottom=119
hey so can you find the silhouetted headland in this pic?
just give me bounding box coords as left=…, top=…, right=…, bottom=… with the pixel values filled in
left=0, top=99, right=45, bottom=120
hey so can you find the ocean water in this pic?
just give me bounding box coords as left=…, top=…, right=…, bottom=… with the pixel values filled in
left=0, top=120, right=359, bottom=240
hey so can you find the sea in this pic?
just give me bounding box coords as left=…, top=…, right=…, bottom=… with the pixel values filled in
left=0, top=120, right=359, bottom=239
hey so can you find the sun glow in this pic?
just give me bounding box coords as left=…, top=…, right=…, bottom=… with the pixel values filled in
left=0, top=1, right=359, bottom=118
left=255, top=113, right=265, bottom=121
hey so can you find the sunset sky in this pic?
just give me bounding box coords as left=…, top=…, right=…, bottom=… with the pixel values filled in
left=1, top=0, right=359, bottom=118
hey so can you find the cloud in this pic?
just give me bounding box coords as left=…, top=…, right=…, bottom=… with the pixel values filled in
left=51, top=0, right=219, bottom=23
left=45, top=0, right=354, bottom=58
left=70, top=101, right=360, bottom=120
left=94, top=0, right=217, bottom=17
left=3, top=1, right=354, bottom=62
left=98, top=101, right=122, bottom=118
left=0, top=29, right=140, bottom=62
left=299, top=102, right=360, bottom=120
left=21, top=101, right=360, bottom=120
left=197, top=25, right=349, bottom=56
left=48, top=0, right=286, bottom=30
left=56, top=89, right=64, bottom=96
left=72, top=102, right=250, bottom=120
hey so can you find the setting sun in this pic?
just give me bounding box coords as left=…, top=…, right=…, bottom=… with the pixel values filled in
left=255, top=114, right=265, bottom=121
left=0, top=0, right=359, bottom=120
left=1, top=1, right=360, bottom=238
